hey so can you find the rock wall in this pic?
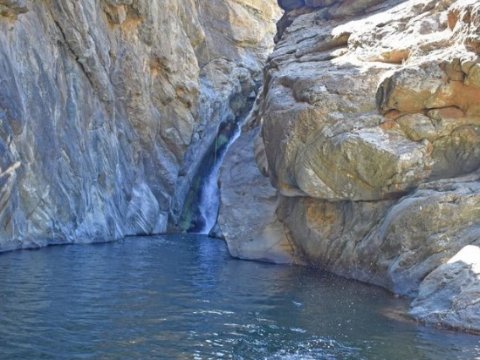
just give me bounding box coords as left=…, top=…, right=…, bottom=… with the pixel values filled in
left=0, top=0, right=280, bottom=251
left=219, top=0, right=480, bottom=332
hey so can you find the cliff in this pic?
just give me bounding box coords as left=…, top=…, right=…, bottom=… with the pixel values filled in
left=219, top=0, right=480, bottom=332
left=0, top=0, right=280, bottom=250
left=2, top=0, right=480, bottom=335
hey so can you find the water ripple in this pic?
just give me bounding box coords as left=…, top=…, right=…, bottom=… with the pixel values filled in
left=0, top=235, right=479, bottom=359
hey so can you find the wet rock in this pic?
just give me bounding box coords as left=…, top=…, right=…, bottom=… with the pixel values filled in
left=278, top=0, right=305, bottom=11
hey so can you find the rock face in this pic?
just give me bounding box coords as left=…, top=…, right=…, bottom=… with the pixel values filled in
left=219, top=0, right=480, bottom=332
left=218, top=126, right=297, bottom=264
left=0, top=0, right=280, bottom=251
left=411, top=245, right=480, bottom=333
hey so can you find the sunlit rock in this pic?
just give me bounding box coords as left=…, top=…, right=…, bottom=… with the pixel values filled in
left=219, top=0, right=480, bottom=333
left=411, top=245, right=480, bottom=333
left=218, top=128, right=296, bottom=264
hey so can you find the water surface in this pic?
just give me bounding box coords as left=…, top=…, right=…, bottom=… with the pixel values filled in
left=0, top=235, right=479, bottom=359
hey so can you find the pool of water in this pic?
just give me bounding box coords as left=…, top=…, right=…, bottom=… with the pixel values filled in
left=0, top=235, right=479, bottom=359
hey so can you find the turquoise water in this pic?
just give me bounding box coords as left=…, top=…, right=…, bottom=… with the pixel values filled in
left=0, top=235, right=479, bottom=359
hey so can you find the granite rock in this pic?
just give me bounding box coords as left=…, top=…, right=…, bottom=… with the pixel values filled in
left=219, top=0, right=480, bottom=332
left=411, top=245, right=480, bottom=334
left=0, top=0, right=280, bottom=251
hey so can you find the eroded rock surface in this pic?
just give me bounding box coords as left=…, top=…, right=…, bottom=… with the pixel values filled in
left=218, top=127, right=296, bottom=264
left=411, top=245, right=480, bottom=333
left=219, top=0, right=480, bottom=332
left=0, top=0, right=280, bottom=251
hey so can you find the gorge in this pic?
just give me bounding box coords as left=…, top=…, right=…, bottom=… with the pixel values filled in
left=0, top=0, right=480, bottom=348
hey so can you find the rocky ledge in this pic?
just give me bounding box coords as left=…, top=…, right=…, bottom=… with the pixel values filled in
left=219, top=0, right=480, bottom=333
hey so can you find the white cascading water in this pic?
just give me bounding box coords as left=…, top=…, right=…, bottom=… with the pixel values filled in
left=196, top=122, right=242, bottom=235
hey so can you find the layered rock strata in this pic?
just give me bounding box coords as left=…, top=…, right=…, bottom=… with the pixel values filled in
left=0, top=0, right=280, bottom=251
left=219, top=0, right=480, bottom=332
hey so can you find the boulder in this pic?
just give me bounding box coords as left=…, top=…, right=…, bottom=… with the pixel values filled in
left=411, top=245, right=480, bottom=333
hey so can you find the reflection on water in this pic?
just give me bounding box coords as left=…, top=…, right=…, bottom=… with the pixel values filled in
left=0, top=235, right=479, bottom=359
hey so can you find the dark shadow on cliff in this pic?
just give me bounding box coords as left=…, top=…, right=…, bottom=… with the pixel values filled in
left=178, top=119, right=239, bottom=233
left=172, top=1, right=277, bottom=234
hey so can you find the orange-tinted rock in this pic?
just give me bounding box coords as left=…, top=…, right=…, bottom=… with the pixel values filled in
left=220, top=0, right=480, bottom=334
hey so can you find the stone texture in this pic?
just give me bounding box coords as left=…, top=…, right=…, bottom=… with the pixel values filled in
left=262, top=0, right=480, bottom=202
left=0, top=0, right=280, bottom=251
left=218, top=127, right=296, bottom=264
left=0, top=0, right=27, bottom=19
left=277, top=0, right=386, bottom=17
left=219, top=0, right=480, bottom=332
left=411, top=245, right=480, bottom=334
left=277, top=174, right=480, bottom=296
left=294, top=127, right=432, bottom=201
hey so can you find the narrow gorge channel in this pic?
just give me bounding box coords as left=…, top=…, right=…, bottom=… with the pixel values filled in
left=1, top=0, right=480, bottom=358
left=179, top=119, right=241, bottom=235
left=177, top=89, right=255, bottom=235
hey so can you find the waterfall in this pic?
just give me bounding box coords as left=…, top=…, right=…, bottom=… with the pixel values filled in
left=177, top=82, right=261, bottom=236
left=177, top=114, right=245, bottom=235
left=196, top=121, right=242, bottom=235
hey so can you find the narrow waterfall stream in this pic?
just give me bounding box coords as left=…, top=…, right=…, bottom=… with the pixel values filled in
left=197, top=122, right=242, bottom=234
left=179, top=117, right=243, bottom=235
left=195, top=120, right=241, bottom=235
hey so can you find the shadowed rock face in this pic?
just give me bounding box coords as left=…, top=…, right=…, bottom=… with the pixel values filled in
left=219, top=0, right=480, bottom=332
left=0, top=0, right=280, bottom=251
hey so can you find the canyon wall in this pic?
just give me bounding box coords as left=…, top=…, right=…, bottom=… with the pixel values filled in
left=0, top=0, right=280, bottom=251
left=219, top=0, right=480, bottom=332
left=2, top=0, right=480, bottom=334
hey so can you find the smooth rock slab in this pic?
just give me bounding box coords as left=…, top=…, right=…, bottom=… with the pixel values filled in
left=411, top=245, right=480, bottom=333
left=295, top=127, right=433, bottom=201
left=218, top=128, right=296, bottom=264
